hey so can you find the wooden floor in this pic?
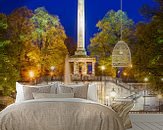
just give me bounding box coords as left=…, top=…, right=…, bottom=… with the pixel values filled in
left=128, top=114, right=163, bottom=130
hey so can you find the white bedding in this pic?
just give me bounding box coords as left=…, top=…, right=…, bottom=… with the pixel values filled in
left=0, top=98, right=125, bottom=130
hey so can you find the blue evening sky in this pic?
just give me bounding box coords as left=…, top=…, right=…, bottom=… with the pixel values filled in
left=0, top=0, right=157, bottom=47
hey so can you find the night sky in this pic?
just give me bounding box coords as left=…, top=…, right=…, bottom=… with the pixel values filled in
left=0, top=0, right=157, bottom=47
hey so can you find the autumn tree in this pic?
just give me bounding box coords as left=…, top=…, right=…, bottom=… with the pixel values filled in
left=0, top=7, right=68, bottom=95
left=0, top=7, right=38, bottom=96
left=89, top=10, right=134, bottom=76
left=6, top=7, right=38, bottom=81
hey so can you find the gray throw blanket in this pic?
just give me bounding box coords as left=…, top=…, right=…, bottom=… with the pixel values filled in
left=0, top=98, right=125, bottom=130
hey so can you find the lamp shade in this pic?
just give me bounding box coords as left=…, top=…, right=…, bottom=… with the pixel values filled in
left=112, top=40, right=131, bottom=67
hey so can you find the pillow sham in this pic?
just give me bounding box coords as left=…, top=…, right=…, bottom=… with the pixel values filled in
left=33, top=93, right=74, bottom=99
left=15, top=82, right=58, bottom=103
left=58, top=84, right=89, bottom=99
left=16, top=82, right=25, bottom=103
left=87, top=83, right=97, bottom=102
left=111, top=101, right=134, bottom=129
left=23, top=85, right=51, bottom=100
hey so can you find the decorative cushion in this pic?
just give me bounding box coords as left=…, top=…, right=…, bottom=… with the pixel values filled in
left=111, top=101, right=134, bottom=129
left=23, top=85, right=51, bottom=100
left=58, top=84, right=89, bottom=99
left=87, top=83, right=97, bottom=102
left=33, top=93, right=74, bottom=99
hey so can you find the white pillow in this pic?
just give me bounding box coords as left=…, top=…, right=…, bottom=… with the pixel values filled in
left=87, top=83, right=97, bottom=102
left=33, top=93, right=74, bottom=99
left=15, top=82, right=58, bottom=103
left=58, top=84, right=89, bottom=99
left=15, top=82, right=25, bottom=103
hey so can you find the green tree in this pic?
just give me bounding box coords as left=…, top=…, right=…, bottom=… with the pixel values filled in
left=31, top=7, right=68, bottom=77
left=89, top=10, right=134, bottom=76
left=0, top=13, right=22, bottom=96
left=0, top=14, right=9, bottom=47
left=0, top=7, right=37, bottom=95
left=0, top=7, right=68, bottom=95
left=133, top=0, right=163, bottom=92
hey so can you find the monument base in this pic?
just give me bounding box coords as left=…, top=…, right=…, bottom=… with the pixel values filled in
left=69, top=56, right=96, bottom=76
left=75, top=49, right=87, bottom=56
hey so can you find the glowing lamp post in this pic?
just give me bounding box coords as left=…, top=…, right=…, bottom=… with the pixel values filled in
left=157, top=94, right=162, bottom=112
left=144, top=77, right=148, bottom=82
left=143, top=77, right=148, bottom=111
left=29, top=71, right=35, bottom=84
left=105, top=95, right=110, bottom=106
left=100, top=65, right=105, bottom=104
left=101, top=65, right=105, bottom=72
left=50, top=66, right=55, bottom=71
left=50, top=66, right=55, bottom=81
left=110, top=88, right=117, bottom=102
left=123, top=72, right=127, bottom=76
left=161, top=78, right=163, bottom=82
left=123, top=72, right=128, bottom=81
left=101, top=65, right=105, bottom=80
left=101, top=65, right=105, bottom=71
left=157, top=94, right=162, bottom=99
left=29, top=71, right=34, bottom=79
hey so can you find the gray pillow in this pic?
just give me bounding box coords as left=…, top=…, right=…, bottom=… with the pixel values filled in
left=33, top=93, right=74, bottom=99
left=23, top=85, right=51, bottom=100
left=58, top=84, right=89, bottom=99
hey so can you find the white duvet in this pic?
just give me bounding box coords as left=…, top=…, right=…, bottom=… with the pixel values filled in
left=0, top=98, right=125, bottom=130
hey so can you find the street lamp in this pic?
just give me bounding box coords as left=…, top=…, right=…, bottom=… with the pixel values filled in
left=105, top=95, right=110, bottom=106
left=123, top=72, right=127, bottom=81
left=101, top=65, right=105, bottom=71
left=29, top=70, right=35, bottom=84
left=101, top=65, right=105, bottom=80
left=29, top=71, right=34, bottom=78
left=123, top=72, right=127, bottom=76
left=143, top=77, right=148, bottom=111
left=144, top=77, right=149, bottom=82
left=157, top=94, right=162, bottom=112
left=110, top=88, right=117, bottom=102
left=161, top=78, right=163, bottom=82
left=50, top=66, right=55, bottom=81
left=100, top=65, right=105, bottom=104
left=4, top=77, right=7, bottom=81
left=50, top=66, right=55, bottom=71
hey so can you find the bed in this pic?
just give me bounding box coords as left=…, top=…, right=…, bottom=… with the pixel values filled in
left=0, top=82, right=133, bottom=130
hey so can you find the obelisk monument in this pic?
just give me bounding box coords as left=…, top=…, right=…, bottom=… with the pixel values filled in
left=75, top=0, right=86, bottom=56
left=69, top=0, right=96, bottom=76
